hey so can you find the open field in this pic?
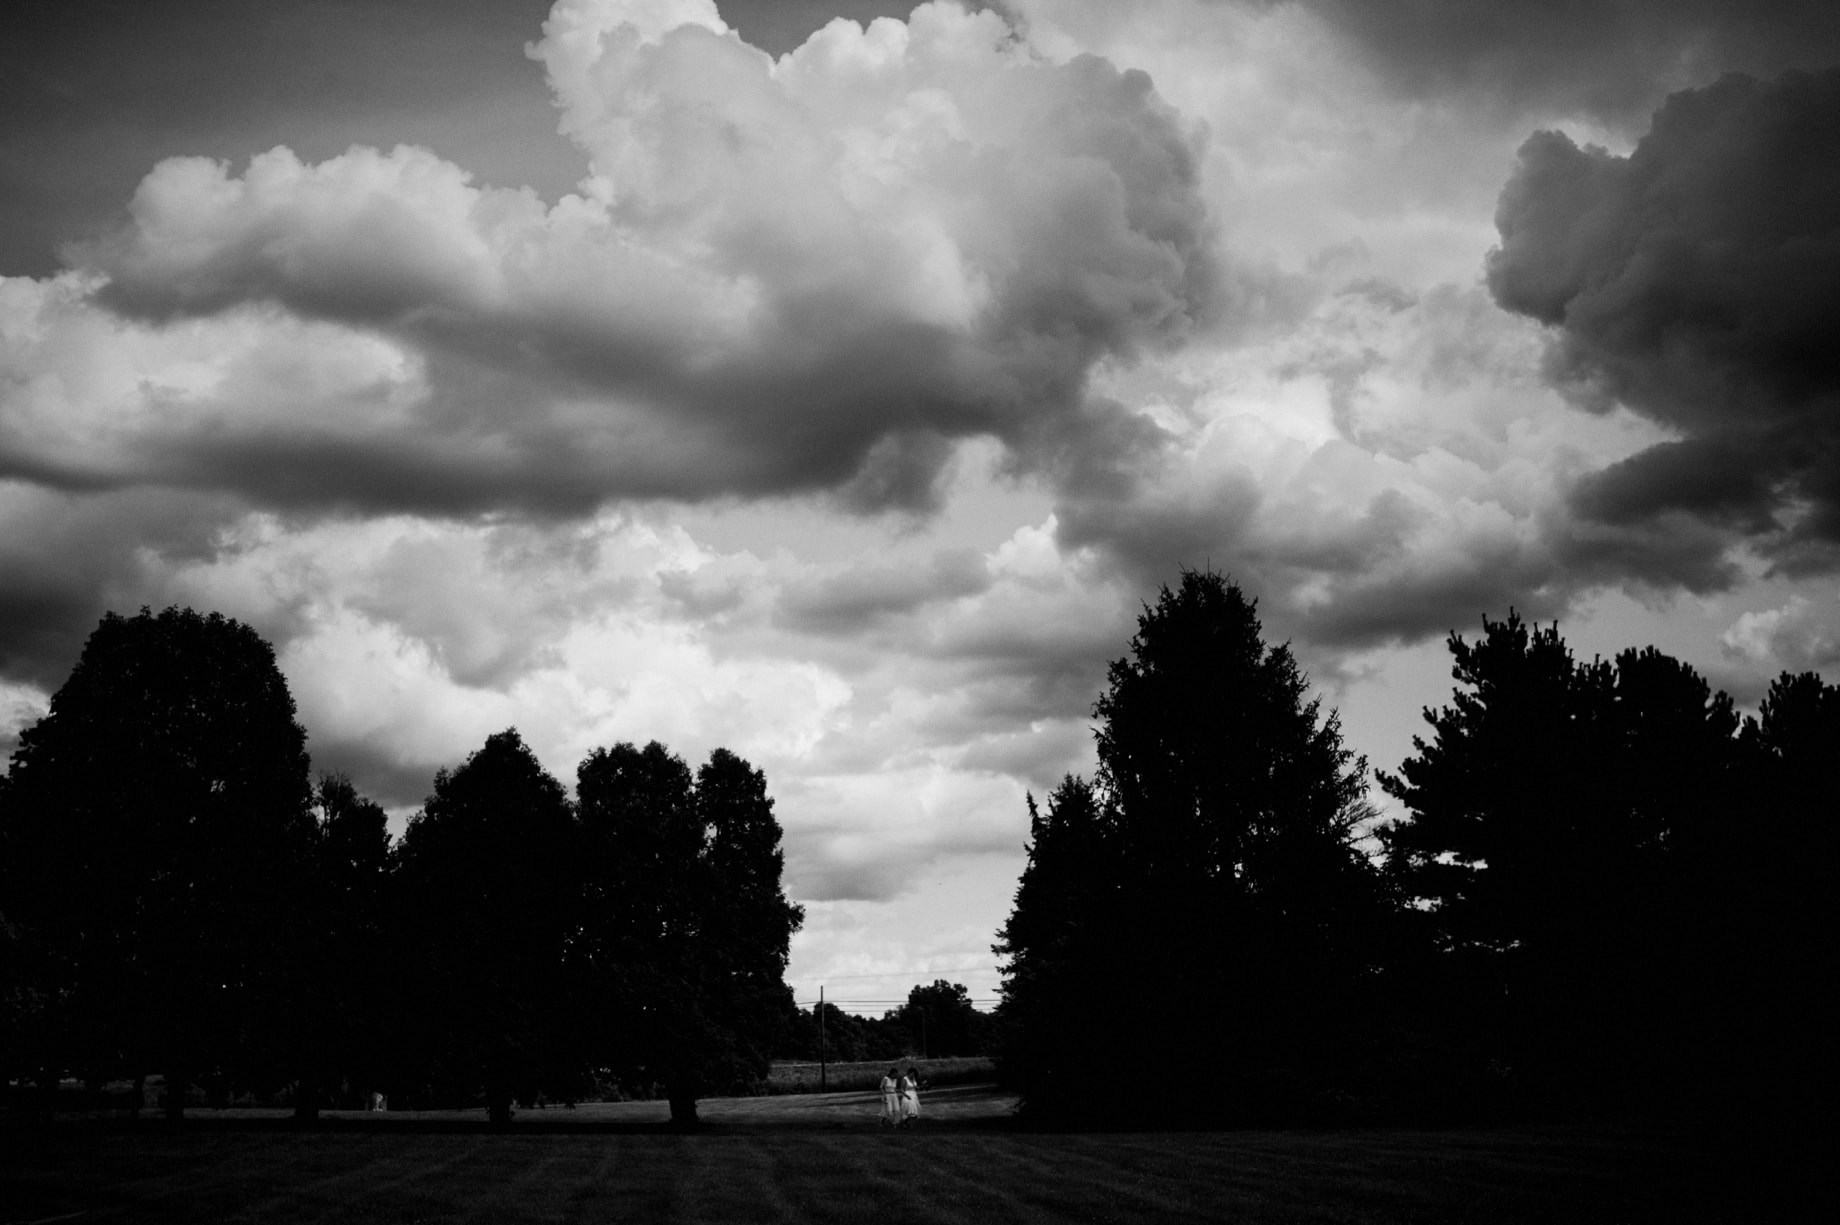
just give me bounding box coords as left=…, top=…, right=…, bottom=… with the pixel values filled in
left=1, top=1086, right=1820, bottom=1224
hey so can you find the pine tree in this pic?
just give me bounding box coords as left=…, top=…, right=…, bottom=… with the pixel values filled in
left=997, top=570, right=1386, bottom=1121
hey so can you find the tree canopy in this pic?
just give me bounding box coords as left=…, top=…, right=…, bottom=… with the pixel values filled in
left=0, top=611, right=796, bottom=1124
left=0, top=607, right=314, bottom=1114
left=392, top=730, right=580, bottom=1125
left=575, top=740, right=803, bottom=1126
left=1379, top=613, right=1837, bottom=1115
left=290, top=773, right=394, bottom=1119
left=997, top=570, right=1389, bottom=1121
left=6, top=593, right=1831, bottom=1127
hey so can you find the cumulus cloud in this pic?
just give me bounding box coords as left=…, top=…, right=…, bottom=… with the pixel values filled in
left=1720, top=593, right=1840, bottom=674
left=1044, top=273, right=1699, bottom=653
left=0, top=482, right=253, bottom=687
left=8, top=0, right=1232, bottom=522
left=9, top=0, right=1840, bottom=991
left=1488, top=68, right=1840, bottom=567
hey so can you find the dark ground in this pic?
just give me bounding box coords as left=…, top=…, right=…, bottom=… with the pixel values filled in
left=1, top=1085, right=1825, bottom=1224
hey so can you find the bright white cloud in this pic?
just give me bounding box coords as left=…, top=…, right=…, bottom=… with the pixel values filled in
left=12, top=1, right=1222, bottom=525
left=1721, top=593, right=1840, bottom=674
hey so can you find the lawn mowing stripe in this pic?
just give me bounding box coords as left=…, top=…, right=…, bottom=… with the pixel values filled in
left=793, top=1132, right=970, bottom=1225
left=2, top=1116, right=1769, bottom=1223
left=743, top=1134, right=807, bottom=1224
left=498, top=1142, right=583, bottom=1223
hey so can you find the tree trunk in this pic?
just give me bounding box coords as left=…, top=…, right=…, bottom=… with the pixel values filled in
left=486, top=1081, right=514, bottom=1128
left=293, top=1074, right=321, bottom=1122
left=36, top=1064, right=59, bottom=1119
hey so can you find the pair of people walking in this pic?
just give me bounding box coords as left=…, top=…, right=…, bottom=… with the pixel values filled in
left=879, top=1067, right=921, bottom=1127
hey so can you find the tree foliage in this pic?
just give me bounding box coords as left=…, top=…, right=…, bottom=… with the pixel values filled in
left=576, top=741, right=802, bottom=1125
left=992, top=776, right=1108, bottom=1105
left=0, top=611, right=795, bottom=1123
left=1379, top=612, right=1836, bottom=1115
left=1736, top=671, right=1840, bottom=1113
left=0, top=607, right=314, bottom=1113
left=9, top=591, right=1827, bottom=1127
left=998, top=570, right=1388, bottom=1121
left=289, top=773, right=393, bottom=1119
left=892, top=980, right=990, bottom=1058
left=392, top=730, right=579, bottom=1125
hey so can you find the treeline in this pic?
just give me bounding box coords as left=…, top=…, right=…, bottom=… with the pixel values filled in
left=782, top=981, right=996, bottom=1065
left=0, top=608, right=802, bottom=1127
left=5, top=582, right=1834, bottom=1130
left=994, top=570, right=1838, bottom=1125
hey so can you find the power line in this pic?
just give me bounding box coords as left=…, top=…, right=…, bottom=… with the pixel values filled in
left=785, top=969, right=1002, bottom=982
left=798, top=993, right=1008, bottom=1000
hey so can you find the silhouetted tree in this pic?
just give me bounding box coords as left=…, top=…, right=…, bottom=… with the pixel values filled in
left=0, top=608, right=314, bottom=1115
left=998, top=570, right=1388, bottom=1121
left=575, top=741, right=699, bottom=1117
left=993, top=776, right=1110, bottom=1101
left=787, top=1000, right=870, bottom=1064
left=892, top=980, right=989, bottom=1057
left=1726, top=671, right=1840, bottom=1116
left=694, top=749, right=805, bottom=1091
left=288, top=773, right=392, bottom=1120
left=1378, top=614, right=1755, bottom=1110
left=576, top=741, right=801, bottom=1126
left=392, top=730, right=578, bottom=1125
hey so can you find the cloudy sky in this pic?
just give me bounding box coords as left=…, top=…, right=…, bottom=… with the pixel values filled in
left=4, top=0, right=1837, bottom=1013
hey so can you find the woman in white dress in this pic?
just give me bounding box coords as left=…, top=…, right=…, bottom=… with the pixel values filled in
left=899, top=1067, right=921, bottom=1126
left=879, top=1068, right=900, bottom=1127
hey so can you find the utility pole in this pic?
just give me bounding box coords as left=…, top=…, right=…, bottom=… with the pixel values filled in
left=819, top=985, right=827, bottom=1093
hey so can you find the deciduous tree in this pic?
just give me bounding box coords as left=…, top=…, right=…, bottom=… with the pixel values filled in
left=892, top=980, right=988, bottom=1058
left=575, top=741, right=801, bottom=1126
left=289, top=773, right=392, bottom=1119
left=0, top=607, right=314, bottom=1115
left=392, top=730, right=577, bottom=1125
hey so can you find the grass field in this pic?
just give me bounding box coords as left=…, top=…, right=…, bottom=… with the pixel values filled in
left=1, top=1085, right=1818, bottom=1224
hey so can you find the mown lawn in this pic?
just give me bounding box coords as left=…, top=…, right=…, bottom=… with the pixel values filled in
left=0, top=1087, right=1814, bottom=1224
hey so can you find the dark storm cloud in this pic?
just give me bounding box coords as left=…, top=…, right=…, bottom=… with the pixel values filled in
left=0, top=486, right=246, bottom=689
left=1545, top=501, right=1746, bottom=594
left=1051, top=469, right=1261, bottom=594
left=1281, top=0, right=1840, bottom=122
left=1489, top=68, right=1840, bottom=566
